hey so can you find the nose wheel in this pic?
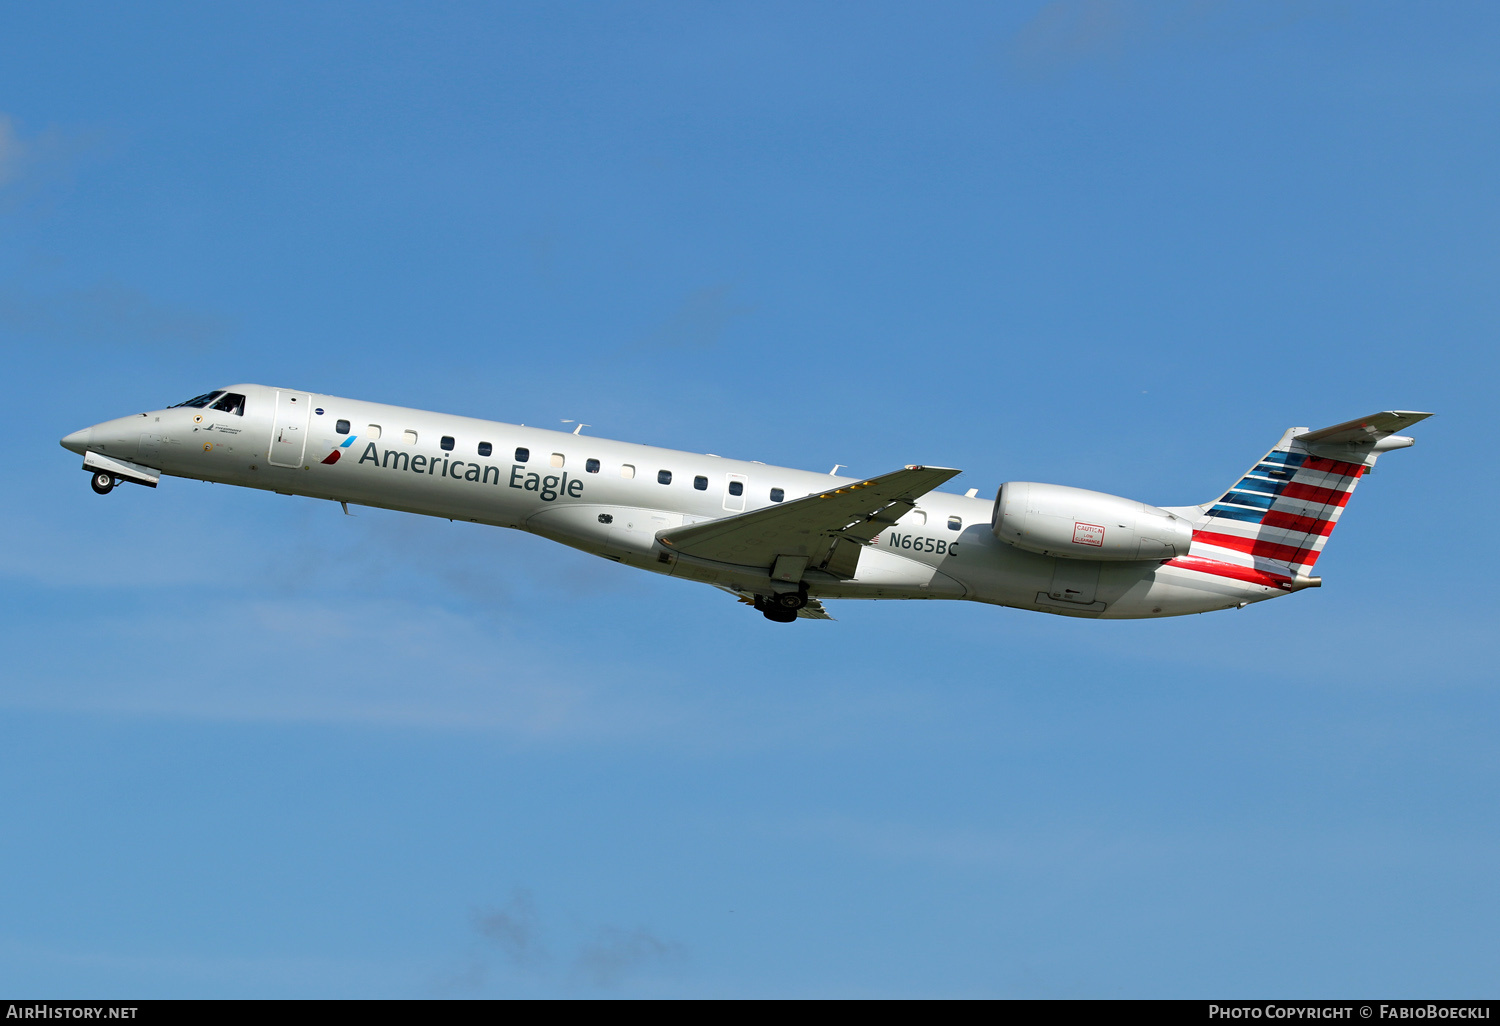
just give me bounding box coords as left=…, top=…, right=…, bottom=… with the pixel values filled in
left=90, top=472, right=116, bottom=495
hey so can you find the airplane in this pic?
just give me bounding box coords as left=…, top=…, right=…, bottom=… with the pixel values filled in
left=60, top=385, right=1430, bottom=623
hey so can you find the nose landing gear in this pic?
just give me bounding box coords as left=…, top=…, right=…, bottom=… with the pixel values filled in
left=90, top=472, right=116, bottom=495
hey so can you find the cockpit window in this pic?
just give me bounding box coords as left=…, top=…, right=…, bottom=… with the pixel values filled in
left=170, top=391, right=223, bottom=409
left=210, top=392, right=246, bottom=416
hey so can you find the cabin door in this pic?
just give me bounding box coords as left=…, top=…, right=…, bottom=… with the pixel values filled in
left=268, top=390, right=311, bottom=468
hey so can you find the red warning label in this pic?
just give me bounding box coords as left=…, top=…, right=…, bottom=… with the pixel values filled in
left=1073, top=522, right=1105, bottom=547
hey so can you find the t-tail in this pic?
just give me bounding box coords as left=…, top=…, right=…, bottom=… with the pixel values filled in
left=1171, top=411, right=1433, bottom=591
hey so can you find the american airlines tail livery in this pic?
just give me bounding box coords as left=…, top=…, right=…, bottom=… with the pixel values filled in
left=61, top=386, right=1430, bottom=623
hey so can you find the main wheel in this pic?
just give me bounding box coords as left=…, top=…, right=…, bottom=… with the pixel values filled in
left=90, top=472, right=115, bottom=495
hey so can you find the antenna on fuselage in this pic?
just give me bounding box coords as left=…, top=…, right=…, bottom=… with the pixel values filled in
left=561, top=420, right=590, bottom=435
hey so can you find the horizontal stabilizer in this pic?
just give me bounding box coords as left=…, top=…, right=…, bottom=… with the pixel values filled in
left=1295, top=410, right=1432, bottom=446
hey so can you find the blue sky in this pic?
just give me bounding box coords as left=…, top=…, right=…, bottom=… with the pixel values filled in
left=1, top=1, right=1496, bottom=997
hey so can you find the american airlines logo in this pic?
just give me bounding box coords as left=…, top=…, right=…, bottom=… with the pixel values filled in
left=321, top=435, right=358, bottom=464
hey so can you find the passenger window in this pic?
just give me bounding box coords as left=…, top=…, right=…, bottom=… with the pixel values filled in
left=728, top=480, right=744, bottom=496
left=210, top=393, right=246, bottom=416
left=441, top=436, right=455, bottom=451
left=367, top=425, right=382, bottom=439
left=948, top=516, right=962, bottom=531
left=402, top=430, right=418, bottom=446
left=693, top=475, right=708, bottom=490
left=335, top=419, right=350, bottom=434
left=477, top=441, right=492, bottom=457
left=586, top=458, right=600, bottom=474
left=658, top=470, right=672, bottom=485
left=550, top=453, right=565, bottom=468
left=770, top=488, right=784, bottom=503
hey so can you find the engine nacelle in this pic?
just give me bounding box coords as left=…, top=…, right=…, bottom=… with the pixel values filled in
left=992, top=482, right=1193, bottom=561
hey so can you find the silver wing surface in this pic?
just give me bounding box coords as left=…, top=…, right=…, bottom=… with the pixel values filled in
left=659, top=465, right=962, bottom=580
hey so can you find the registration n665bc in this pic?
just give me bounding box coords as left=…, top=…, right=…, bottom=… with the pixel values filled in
left=885, top=533, right=959, bottom=557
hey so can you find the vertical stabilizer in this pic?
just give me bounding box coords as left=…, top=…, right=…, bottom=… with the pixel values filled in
left=1181, top=411, right=1431, bottom=586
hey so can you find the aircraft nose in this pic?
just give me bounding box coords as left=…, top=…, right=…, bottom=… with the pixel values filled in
left=60, top=427, right=93, bottom=455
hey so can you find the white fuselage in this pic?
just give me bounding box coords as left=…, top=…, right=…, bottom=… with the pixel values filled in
left=62, top=384, right=1288, bottom=620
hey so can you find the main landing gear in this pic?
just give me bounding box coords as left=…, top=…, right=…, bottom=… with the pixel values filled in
left=90, top=471, right=116, bottom=495
left=755, top=588, right=807, bottom=623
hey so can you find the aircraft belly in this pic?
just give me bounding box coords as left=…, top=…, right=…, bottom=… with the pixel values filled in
left=949, top=538, right=1056, bottom=606
left=524, top=503, right=614, bottom=547
left=1097, top=565, right=1279, bottom=619
left=963, top=552, right=1273, bottom=619
left=816, top=547, right=966, bottom=599
left=946, top=538, right=1152, bottom=617
left=606, top=509, right=684, bottom=555
left=523, top=504, right=685, bottom=558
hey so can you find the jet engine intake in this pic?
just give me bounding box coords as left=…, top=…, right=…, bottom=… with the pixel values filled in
left=992, top=482, right=1192, bottom=561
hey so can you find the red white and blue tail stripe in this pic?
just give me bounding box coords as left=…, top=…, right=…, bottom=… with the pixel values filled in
left=1165, top=411, right=1431, bottom=590
left=1175, top=441, right=1361, bottom=588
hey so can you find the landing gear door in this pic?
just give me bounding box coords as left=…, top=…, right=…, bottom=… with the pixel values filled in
left=268, top=390, right=311, bottom=468
left=723, top=473, right=747, bottom=513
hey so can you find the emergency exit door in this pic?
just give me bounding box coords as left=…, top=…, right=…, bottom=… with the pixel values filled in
left=723, top=473, right=747, bottom=512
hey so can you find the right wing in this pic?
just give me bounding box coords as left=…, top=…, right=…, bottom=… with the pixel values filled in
left=658, top=465, right=962, bottom=580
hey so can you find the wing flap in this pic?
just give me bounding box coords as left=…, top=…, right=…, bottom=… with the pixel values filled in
left=823, top=538, right=863, bottom=580
left=659, top=465, right=961, bottom=576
